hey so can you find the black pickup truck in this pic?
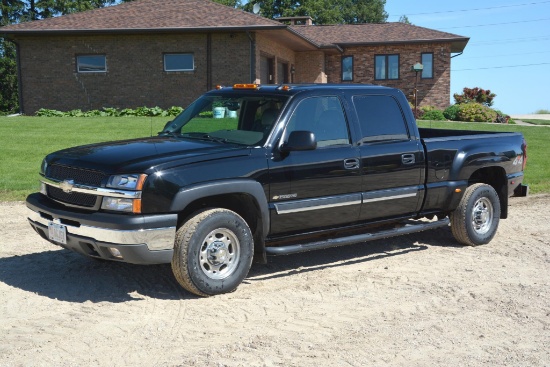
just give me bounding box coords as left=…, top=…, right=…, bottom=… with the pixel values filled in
left=26, top=84, right=528, bottom=296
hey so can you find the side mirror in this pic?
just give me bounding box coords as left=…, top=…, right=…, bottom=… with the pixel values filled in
left=280, top=131, right=317, bottom=153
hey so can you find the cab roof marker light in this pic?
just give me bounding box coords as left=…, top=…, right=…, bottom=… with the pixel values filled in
left=279, top=85, right=291, bottom=91
left=233, top=83, right=259, bottom=90
left=215, top=85, right=224, bottom=90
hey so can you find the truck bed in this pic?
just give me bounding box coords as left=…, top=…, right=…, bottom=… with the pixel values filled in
left=418, top=127, right=520, bottom=141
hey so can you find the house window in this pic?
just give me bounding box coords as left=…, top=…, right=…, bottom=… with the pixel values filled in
left=421, top=53, right=433, bottom=79
left=375, top=54, right=399, bottom=80
left=164, top=53, right=194, bottom=72
left=76, top=55, right=106, bottom=73
left=342, top=56, right=353, bottom=81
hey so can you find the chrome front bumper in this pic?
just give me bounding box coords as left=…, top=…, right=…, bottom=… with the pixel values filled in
left=26, top=193, right=177, bottom=264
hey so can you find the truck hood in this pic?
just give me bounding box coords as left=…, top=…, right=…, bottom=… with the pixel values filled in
left=45, top=136, right=250, bottom=174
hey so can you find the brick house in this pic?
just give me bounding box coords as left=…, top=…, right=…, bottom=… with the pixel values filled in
left=0, top=0, right=468, bottom=114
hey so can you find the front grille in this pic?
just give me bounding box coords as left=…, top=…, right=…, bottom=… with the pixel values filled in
left=47, top=186, right=98, bottom=208
left=45, top=164, right=106, bottom=208
left=46, top=165, right=107, bottom=187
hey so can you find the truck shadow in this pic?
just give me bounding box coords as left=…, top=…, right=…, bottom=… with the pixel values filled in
left=0, top=227, right=458, bottom=303
left=0, top=249, right=191, bottom=302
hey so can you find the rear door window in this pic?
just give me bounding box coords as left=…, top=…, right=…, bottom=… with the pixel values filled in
left=353, top=95, right=409, bottom=143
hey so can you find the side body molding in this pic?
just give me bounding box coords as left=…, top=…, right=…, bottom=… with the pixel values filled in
left=169, top=179, right=270, bottom=236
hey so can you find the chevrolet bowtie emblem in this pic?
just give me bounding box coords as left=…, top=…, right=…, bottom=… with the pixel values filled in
left=60, top=179, right=75, bottom=193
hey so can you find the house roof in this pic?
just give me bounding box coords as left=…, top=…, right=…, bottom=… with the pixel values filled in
left=0, top=0, right=468, bottom=52
left=292, top=23, right=469, bottom=53
left=0, top=0, right=284, bottom=33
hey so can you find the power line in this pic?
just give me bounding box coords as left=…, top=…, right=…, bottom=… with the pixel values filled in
left=460, top=50, right=550, bottom=59
left=388, top=0, right=550, bottom=18
left=441, top=17, right=550, bottom=29
left=467, top=35, right=550, bottom=46
left=453, top=62, right=550, bottom=71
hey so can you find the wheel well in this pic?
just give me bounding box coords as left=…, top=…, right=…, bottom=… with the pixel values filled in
left=468, top=166, right=508, bottom=218
left=177, top=193, right=267, bottom=262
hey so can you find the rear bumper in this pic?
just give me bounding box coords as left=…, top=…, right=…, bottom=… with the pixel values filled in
left=26, top=193, right=177, bottom=264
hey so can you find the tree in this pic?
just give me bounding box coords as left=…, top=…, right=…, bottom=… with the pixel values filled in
left=0, top=39, right=18, bottom=114
left=243, top=0, right=388, bottom=24
left=1, top=0, right=24, bottom=114
left=398, top=15, right=411, bottom=24
left=453, top=87, right=496, bottom=107
left=211, top=0, right=241, bottom=7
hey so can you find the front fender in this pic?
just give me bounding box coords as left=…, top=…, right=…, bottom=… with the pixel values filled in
left=169, top=179, right=270, bottom=236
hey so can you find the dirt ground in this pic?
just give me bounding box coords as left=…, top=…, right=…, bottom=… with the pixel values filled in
left=0, top=195, right=549, bottom=367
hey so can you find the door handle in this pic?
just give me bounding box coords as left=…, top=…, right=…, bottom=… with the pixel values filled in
left=344, top=158, right=360, bottom=170
left=401, top=153, right=415, bottom=165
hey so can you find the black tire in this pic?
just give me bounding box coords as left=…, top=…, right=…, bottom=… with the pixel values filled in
left=451, top=183, right=501, bottom=246
left=171, top=208, right=254, bottom=297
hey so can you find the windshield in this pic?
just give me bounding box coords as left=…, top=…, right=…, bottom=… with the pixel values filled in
left=160, top=94, right=289, bottom=146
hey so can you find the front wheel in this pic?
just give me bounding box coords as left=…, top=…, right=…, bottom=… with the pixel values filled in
left=451, top=183, right=501, bottom=246
left=171, top=208, right=254, bottom=296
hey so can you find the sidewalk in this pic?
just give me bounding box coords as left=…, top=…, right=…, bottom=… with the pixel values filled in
left=511, top=114, right=550, bottom=121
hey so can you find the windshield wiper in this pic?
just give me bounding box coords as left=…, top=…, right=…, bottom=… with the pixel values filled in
left=180, top=133, right=228, bottom=144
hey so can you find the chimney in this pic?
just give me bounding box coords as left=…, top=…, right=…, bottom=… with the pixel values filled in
left=275, top=16, right=314, bottom=26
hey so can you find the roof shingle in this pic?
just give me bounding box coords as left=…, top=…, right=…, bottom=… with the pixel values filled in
left=291, top=22, right=468, bottom=51
left=0, top=0, right=468, bottom=52
left=0, top=0, right=283, bottom=32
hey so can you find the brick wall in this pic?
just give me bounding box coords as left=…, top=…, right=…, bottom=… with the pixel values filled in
left=16, top=33, right=251, bottom=113
left=14, top=32, right=453, bottom=113
left=211, top=33, right=251, bottom=87
left=255, top=33, right=296, bottom=84
left=325, top=43, right=452, bottom=109
left=294, top=51, right=327, bottom=83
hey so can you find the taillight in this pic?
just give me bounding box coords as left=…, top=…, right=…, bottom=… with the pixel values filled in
left=522, top=137, right=528, bottom=171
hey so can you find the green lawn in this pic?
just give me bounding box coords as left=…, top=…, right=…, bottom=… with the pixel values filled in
left=0, top=116, right=548, bottom=201
left=0, top=116, right=169, bottom=201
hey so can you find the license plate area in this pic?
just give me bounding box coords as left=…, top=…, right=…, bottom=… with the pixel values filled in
left=48, top=222, right=67, bottom=245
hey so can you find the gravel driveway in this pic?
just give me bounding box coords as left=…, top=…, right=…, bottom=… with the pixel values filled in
left=1, top=196, right=549, bottom=366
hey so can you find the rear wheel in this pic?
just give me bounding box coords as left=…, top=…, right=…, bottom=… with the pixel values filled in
left=451, top=183, right=501, bottom=246
left=171, top=208, right=254, bottom=296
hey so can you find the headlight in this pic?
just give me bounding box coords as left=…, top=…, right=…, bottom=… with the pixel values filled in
left=106, top=174, right=147, bottom=190
left=103, top=173, right=147, bottom=213
left=101, top=197, right=135, bottom=213
left=40, top=159, right=48, bottom=175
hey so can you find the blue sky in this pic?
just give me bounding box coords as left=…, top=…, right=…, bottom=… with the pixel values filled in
left=384, top=0, right=550, bottom=114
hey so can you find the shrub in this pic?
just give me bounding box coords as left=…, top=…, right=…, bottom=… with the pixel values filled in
left=166, top=106, right=184, bottom=116
left=34, top=106, right=184, bottom=118
left=35, top=108, right=64, bottom=117
left=422, top=109, right=446, bottom=121
left=453, top=87, right=496, bottom=107
left=456, top=103, right=497, bottom=122
left=443, top=104, right=460, bottom=121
